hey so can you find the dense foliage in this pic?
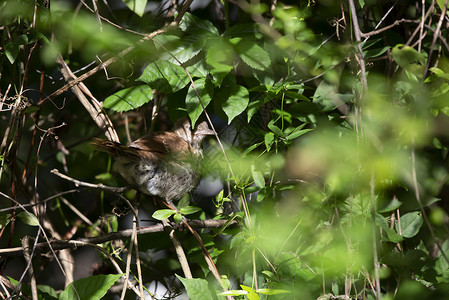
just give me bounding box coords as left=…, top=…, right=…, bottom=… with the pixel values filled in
left=2, top=0, right=449, bottom=299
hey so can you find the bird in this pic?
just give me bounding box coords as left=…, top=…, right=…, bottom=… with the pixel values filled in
left=92, top=117, right=214, bottom=204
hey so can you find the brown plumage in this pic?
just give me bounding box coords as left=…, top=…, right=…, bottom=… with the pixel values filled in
left=92, top=118, right=214, bottom=202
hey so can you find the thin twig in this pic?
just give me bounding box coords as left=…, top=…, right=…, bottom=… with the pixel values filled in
left=120, top=214, right=137, bottom=300
left=423, top=0, right=448, bottom=77
left=55, top=54, right=119, bottom=143
left=50, top=169, right=128, bottom=193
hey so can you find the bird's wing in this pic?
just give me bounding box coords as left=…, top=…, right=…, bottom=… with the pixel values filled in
left=129, top=132, right=192, bottom=160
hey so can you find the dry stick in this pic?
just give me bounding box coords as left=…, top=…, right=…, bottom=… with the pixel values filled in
left=21, top=236, right=38, bottom=300
left=0, top=276, right=13, bottom=298
left=134, top=218, right=145, bottom=299
left=423, top=0, right=448, bottom=77
left=59, top=196, right=101, bottom=232
left=162, top=219, right=193, bottom=279
left=55, top=54, right=119, bottom=143
left=120, top=214, right=137, bottom=300
left=161, top=199, right=222, bottom=282
left=130, top=195, right=145, bottom=299
left=0, top=189, right=83, bottom=213
left=51, top=168, right=139, bottom=219
left=46, top=223, right=75, bottom=286
left=406, top=2, right=436, bottom=46
left=50, top=169, right=128, bottom=193
left=347, top=0, right=368, bottom=92
left=418, top=0, right=426, bottom=53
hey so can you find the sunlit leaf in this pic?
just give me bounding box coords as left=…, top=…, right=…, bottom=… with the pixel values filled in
left=0, top=213, right=11, bottom=229
left=176, top=275, right=214, bottom=300
left=59, top=274, right=123, bottom=300
left=251, top=164, right=265, bottom=188
left=103, top=85, right=153, bottom=112
left=179, top=206, right=202, bottom=215
left=256, top=288, right=290, bottom=295
left=138, top=61, right=190, bottom=93
left=122, top=0, right=147, bottom=17
left=17, top=211, right=39, bottom=227
left=230, top=38, right=271, bottom=70
left=152, top=209, right=176, bottom=220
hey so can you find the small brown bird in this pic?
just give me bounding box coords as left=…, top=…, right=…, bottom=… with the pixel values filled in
left=92, top=118, right=214, bottom=203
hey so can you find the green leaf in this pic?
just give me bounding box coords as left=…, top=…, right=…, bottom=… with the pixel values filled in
left=186, top=78, right=214, bottom=128
left=0, top=213, right=11, bottom=229
left=59, top=274, right=123, bottom=300
left=215, top=80, right=249, bottom=123
left=220, top=275, right=231, bottom=290
left=5, top=41, right=20, bottom=64
left=241, top=285, right=260, bottom=300
left=363, top=46, right=389, bottom=59
left=285, top=128, right=313, bottom=140
left=17, top=211, right=39, bottom=226
left=152, top=209, right=176, bottom=220
left=154, top=34, right=203, bottom=64
left=4, top=34, right=28, bottom=64
left=267, top=120, right=284, bottom=136
left=378, top=198, right=403, bottom=213
left=430, top=67, right=449, bottom=81
left=251, top=164, right=265, bottom=189
left=176, top=275, right=214, bottom=300
left=256, top=288, right=290, bottom=295
left=179, top=206, right=202, bottom=215
left=242, top=141, right=263, bottom=158
left=436, top=240, right=449, bottom=275
left=397, top=212, right=423, bottom=238
left=230, top=38, right=271, bottom=70
left=375, top=213, right=389, bottom=230
left=382, top=227, right=404, bottom=243
left=264, top=132, right=275, bottom=151
left=173, top=213, right=183, bottom=224
left=122, top=0, right=147, bottom=17
left=247, top=97, right=266, bottom=122
left=137, top=61, right=190, bottom=93
left=103, top=85, right=153, bottom=112
left=206, top=38, right=234, bottom=85
left=179, top=12, right=219, bottom=36
left=37, top=285, right=57, bottom=298
left=219, top=290, right=248, bottom=296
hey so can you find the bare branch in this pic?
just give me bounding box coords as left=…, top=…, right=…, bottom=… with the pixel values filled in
left=0, top=219, right=238, bottom=256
